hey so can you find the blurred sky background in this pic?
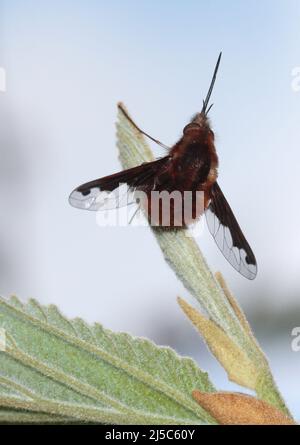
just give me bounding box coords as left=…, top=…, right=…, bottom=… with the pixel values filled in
left=0, top=0, right=300, bottom=417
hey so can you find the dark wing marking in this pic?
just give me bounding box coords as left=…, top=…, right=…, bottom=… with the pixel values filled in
left=205, top=181, right=257, bottom=280
left=69, top=156, right=170, bottom=211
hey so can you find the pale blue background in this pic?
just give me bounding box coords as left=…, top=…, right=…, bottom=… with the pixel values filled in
left=1, top=0, right=300, bottom=418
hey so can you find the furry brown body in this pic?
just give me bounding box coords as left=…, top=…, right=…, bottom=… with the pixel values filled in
left=140, top=115, right=219, bottom=227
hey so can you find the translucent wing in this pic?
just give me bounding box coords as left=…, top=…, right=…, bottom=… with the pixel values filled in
left=69, top=183, right=135, bottom=211
left=69, top=156, right=170, bottom=211
left=205, top=181, right=257, bottom=280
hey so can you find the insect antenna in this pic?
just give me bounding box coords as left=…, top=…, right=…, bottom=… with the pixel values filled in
left=201, top=52, right=222, bottom=115
left=118, top=103, right=170, bottom=150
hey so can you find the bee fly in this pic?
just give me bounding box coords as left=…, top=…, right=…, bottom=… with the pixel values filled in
left=69, top=53, right=257, bottom=280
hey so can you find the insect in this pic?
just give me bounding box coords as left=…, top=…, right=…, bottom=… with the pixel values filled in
left=69, top=53, right=257, bottom=280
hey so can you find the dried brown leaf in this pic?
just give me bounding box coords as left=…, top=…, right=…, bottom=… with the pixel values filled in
left=192, top=391, right=295, bottom=425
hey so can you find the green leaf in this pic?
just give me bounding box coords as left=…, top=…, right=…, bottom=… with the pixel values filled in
left=0, top=408, right=78, bottom=424
left=0, top=296, right=216, bottom=424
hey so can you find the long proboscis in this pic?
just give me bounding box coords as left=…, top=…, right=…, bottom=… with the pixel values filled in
left=201, top=52, right=222, bottom=115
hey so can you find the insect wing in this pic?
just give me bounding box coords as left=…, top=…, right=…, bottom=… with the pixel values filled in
left=69, top=157, right=170, bottom=211
left=205, top=182, right=257, bottom=280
